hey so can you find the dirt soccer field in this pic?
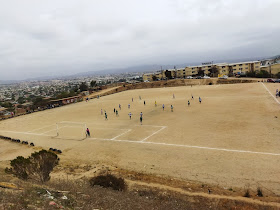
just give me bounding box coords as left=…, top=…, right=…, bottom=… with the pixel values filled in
left=0, top=82, right=280, bottom=193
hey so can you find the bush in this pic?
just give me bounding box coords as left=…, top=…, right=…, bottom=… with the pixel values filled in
left=257, top=187, right=263, bottom=197
left=89, top=174, right=126, bottom=191
left=246, top=71, right=256, bottom=77
left=9, top=156, right=31, bottom=180
left=7, top=150, right=59, bottom=183
left=256, top=70, right=270, bottom=78
left=243, top=189, right=250, bottom=198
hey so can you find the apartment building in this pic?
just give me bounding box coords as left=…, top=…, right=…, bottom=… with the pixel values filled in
left=175, top=68, right=186, bottom=78
left=143, top=73, right=153, bottom=81
left=260, top=63, right=280, bottom=75
left=228, top=61, right=261, bottom=75
left=142, top=60, right=267, bottom=80
left=185, top=66, right=199, bottom=76
left=143, top=70, right=176, bottom=81
left=216, top=63, right=230, bottom=75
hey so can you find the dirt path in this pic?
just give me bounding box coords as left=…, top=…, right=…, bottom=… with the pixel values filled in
left=128, top=180, right=280, bottom=208
left=84, top=86, right=121, bottom=99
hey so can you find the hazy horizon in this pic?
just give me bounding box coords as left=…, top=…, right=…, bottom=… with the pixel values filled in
left=0, top=0, right=279, bottom=80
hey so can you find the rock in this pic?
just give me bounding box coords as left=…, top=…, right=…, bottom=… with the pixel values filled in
left=61, top=195, right=68, bottom=200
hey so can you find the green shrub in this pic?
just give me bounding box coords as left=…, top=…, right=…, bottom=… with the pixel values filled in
left=256, top=70, right=270, bottom=78
left=89, top=174, right=126, bottom=191
left=7, top=150, right=59, bottom=182
left=10, top=156, right=31, bottom=180
left=246, top=71, right=256, bottom=77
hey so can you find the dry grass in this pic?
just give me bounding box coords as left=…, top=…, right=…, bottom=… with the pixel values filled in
left=0, top=178, right=274, bottom=210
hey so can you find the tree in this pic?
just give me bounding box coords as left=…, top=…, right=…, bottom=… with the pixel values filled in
left=228, top=67, right=234, bottom=77
left=1, top=102, right=13, bottom=108
left=256, top=70, right=270, bottom=78
left=6, top=150, right=59, bottom=183
left=246, top=71, right=256, bottom=77
left=197, top=69, right=204, bottom=76
left=118, top=79, right=126, bottom=82
left=209, top=66, right=218, bottom=77
left=17, top=97, right=26, bottom=104
left=32, top=97, right=49, bottom=108
left=165, top=70, right=172, bottom=79
left=79, top=82, right=88, bottom=92
left=72, top=85, right=79, bottom=93
left=90, top=80, right=97, bottom=87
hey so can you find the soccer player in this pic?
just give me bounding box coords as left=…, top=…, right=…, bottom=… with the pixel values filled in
left=188, top=100, right=190, bottom=106
left=86, top=128, right=90, bottom=137
left=114, top=108, right=116, bottom=113
left=171, top=105, right=173, bottom=112
left=199, top=97, right=202, bottom=104
left=144, top=100, right=146, bottom=105
left=105, top=111, right=108, bottom=120
left=155, top=101, right=157, bottom=107
left=162, top=104, right=165, bottom=111
left=128, top=104, right=130, bottom=109
left=140, top=112, right=143, bottom=125
left=128, top=112, right=132, bottom=120
left=191, top=95, right=194, bottom=100
left=173, top=93, right=175, bottom=99
left=119, top=104, right=121, bottom=110
left=132, top=97, right=133, bottom=102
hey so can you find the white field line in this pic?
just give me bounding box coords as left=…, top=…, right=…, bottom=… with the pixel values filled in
left=91, top=127, right=129, bottom=130
left=1, top=129, right=279, bottom=156
left=41, top=125, right=69, bottom=135
left=41, top=129, right=57, bottom=134
left=262, top=83, right=280, bottom=105
left=59, top=121, right=87, bottom=125
left=27, top=124, right=54, bottom=133
left=141, top=126, right=167, bottom=142
left=0, top=130, right=53, bottom=137
left=111, top=129, right=131, bottom=140
left=134, top=125, right=165, bottom=128
left=88, top=137, right=280, bottom=156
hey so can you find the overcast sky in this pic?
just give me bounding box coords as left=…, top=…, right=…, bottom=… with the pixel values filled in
left=0, top=0, right=279, bottom=80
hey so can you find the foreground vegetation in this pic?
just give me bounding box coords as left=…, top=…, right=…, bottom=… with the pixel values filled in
left=1, top=177, right=276, bottom=210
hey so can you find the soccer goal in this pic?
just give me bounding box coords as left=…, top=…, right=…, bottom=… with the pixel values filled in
left=56, top=121, right=87, bottom=140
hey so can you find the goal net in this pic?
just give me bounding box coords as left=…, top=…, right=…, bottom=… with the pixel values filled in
left=56, top=121, right=87, bottom=140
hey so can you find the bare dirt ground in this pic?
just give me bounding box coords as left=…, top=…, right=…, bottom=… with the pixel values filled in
left=85, top=86, right=121, bottom=99
left=0, top=82, right=280, bottom=202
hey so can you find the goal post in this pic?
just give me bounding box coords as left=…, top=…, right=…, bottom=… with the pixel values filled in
left=56, top=121, right=87, bottom=140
